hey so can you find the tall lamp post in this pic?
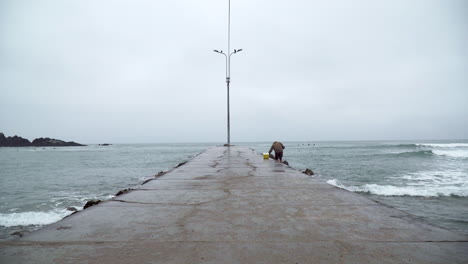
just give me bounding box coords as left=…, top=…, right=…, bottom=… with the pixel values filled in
left=213, top=49, right=242, bottom=146
left=214, top=0, right=242, bottom=146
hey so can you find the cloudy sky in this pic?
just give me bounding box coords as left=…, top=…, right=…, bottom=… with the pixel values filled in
left=1, top=0, right=467, bottom=143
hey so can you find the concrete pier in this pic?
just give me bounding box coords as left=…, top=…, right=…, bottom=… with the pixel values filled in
left=1, top=146, right=467, bottom=263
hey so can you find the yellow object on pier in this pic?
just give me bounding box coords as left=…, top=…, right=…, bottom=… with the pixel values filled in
left=263, top=153, right=269, bottom=159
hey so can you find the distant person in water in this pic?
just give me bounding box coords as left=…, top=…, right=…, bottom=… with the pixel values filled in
left=269, top=141, right=285, bottom=162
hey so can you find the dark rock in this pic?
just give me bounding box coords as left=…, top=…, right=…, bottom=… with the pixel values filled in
left=142, top=178, right=153, bottom=185
left=115, top=188, right=133, bottom=196
left=83, top=200, right=101, bottom=209
left=155, top=171, right=166, bottom=177
left=10, top=231, right=23, bottom=237
left=0, top=133, right=6, bottom=146
left=283, top=160, right=289, bottom=166
left=303, top=168, right=314, bottom=176
left=99, top=143, right=112, bottom=146
left=32, top=137, right=85, bottom=147
left=56, top=226, right=72, bottom=230
left=142, top=170, right=167, bottom=185
left=176, top=161, right=187, bottom=168
left=0, top=133, right=85, bottom=147
left=10, top=135, right=31, bottom=147
left=66, top=207, right=78, bottom=212
left=0, top=133, right=31, bottom=147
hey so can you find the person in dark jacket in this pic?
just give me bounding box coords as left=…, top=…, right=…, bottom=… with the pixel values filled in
left=269, top=141, right=285, bottom=162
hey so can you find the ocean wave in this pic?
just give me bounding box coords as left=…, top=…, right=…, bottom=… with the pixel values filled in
left=326, top=179, right=468, bottom=197
left=317, top=143, right=419, bottom=150
left=393, top=144, right=420, bottom=148
left=401, top=169, right=467, bottom=184
left=382, top=143, right=468, bottom=150
left=0, top=209, right=71, bottom=227
left=433, top=150, right=468, bottom=158
left=390, top=150, right=434, bottom=157
left=312, top=142, right=468, bottom=150
left=416, top=143, right=468, bottom=148
left=385, top=149, right=468, bottom=159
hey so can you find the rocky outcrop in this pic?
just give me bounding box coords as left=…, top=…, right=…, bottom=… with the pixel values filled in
left=0, top=133, right=85, bottom=147
left=115, top=188, right=133, bottom=196
left=0, top=133, right=31, bottom=147
left=83, top=200, right=101, bottom=209
left=31, top=137, right=85, bottom=147
left=66, top=207, right=78, bottom=212
left=142, top=171, right=168, bottom=184
left=10, top=231, right=24, bottom=237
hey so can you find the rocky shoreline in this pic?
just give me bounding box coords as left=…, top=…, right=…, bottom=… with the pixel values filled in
left=0, top=133, right=85, bottom=147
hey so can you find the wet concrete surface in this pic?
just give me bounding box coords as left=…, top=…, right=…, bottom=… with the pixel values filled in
left=1, top=146, right=467, bottom=263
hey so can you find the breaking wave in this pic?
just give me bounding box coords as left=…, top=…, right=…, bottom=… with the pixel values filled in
left=327, top=179, right=468, bottom=197
left=387, top=148, right=468, bottom=159
left=0, top=209, right=72, bottom=227
left=416, top=143, right=468, bottom=148
left=432, top=149, right=468, bottom=158
left=390, top=150, right=434, bottom=157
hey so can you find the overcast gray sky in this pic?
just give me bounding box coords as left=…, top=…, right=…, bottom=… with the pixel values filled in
left=1, top=0, right=467, bottom=143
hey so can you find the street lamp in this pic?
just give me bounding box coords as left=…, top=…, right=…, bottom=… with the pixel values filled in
left=213, top=49, right=242, bottom=147
left=214, top=0, right=243, bottom=147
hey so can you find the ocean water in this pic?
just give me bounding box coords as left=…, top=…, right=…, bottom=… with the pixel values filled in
left=0, top=143, right=213, bottom=239
left=1, top=141, right=467, bottom=240
left=247, top=141, right=468, bottom=235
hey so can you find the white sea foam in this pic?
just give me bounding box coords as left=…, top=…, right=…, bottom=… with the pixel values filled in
left=327, top=172, right=468, bottom=197
left=433, top=149, right=468, bottom=158
left=417, top=143, right=468, bottom=148
left=403, top=169, right=467, bottom=185
left=326, top=179, right=346, bottom=189
left=0, top=210, right=71, bottom=227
